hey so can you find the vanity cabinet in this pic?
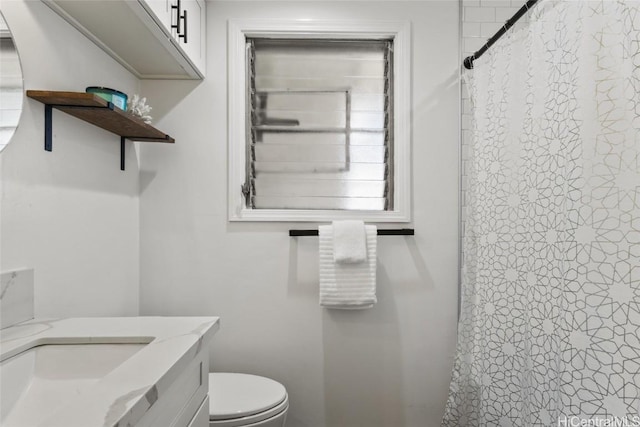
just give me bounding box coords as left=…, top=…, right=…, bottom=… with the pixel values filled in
left=42, top=0, right=206, bottom=79
left=135, top=348, right=210, bottom=427
left=187, top=397, right=210, bottom=427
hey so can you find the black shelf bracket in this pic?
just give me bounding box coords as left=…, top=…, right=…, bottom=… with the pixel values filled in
left=120, top=137, right=126, bottom=171
left=44, top=104, right=53, bottom=152
left=289, top=228, right=414, bottom=237
left=41, top=101, right=130, bottom=171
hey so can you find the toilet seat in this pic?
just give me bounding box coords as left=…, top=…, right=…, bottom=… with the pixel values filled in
left=209, top=373, right=288, bottom=427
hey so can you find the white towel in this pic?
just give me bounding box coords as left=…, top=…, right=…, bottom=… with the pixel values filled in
left=319, top=224, right=377, bottom=309
left=332, top=220, right=367, bottom=264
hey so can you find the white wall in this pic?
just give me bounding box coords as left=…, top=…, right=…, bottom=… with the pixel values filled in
left=0, top=0, right=140, bottom=317
left=140, top=1, right=460, bottom=426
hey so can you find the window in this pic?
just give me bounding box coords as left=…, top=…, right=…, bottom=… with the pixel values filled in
left=228, top=20, right=411, bottom=222
left=246, top=38, right=393, bottom=211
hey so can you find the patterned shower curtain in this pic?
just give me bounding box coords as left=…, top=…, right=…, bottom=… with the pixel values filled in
left=443, top=1, right=640, bottom=425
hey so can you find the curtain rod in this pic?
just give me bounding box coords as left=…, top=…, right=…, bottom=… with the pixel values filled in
left=289, top=228, right=414, bottom=237
left=463, top=0, right=539, bottom=70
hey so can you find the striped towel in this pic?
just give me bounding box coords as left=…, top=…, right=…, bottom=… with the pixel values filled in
left=319, top=224, right=377, bottom=309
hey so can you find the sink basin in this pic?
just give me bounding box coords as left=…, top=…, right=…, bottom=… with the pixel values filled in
left=0, top=343, right=146, bottom=427
left=0, top=317, right=219, bottom=427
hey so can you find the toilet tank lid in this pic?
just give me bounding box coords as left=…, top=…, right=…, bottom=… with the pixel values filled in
left=209, top=373, right=287, bottom=420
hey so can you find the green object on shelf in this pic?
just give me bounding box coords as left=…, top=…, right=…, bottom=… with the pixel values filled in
left=86, top=87, right=128, bottom=111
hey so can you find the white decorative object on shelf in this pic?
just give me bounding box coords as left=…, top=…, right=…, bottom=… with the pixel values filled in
left=128, top=94, right=153, bottom=124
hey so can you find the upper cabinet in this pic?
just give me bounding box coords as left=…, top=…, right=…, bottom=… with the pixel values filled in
left=174, top=0, right=204, bottom=73
left=42, top=0, right=206, bottom=79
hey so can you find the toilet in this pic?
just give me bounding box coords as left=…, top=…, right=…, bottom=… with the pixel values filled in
left=208, top=373, right=288, bottom=427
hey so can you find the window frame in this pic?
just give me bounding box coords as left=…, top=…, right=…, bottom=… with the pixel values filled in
left=228, top=19, right=411, bottom=222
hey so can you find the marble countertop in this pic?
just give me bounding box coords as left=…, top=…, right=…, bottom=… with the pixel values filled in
left=0, top=316, right=220, bottom=427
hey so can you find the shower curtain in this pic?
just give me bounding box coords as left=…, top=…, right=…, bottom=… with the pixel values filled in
left=444, top=1, right=640, bottom=425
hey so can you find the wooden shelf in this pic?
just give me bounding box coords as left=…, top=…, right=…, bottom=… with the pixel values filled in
left=27, top=90, right=174, bottom=143
left=26, top=90, right=174, bottom=170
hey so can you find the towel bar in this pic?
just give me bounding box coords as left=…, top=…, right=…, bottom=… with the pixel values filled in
left=289, top=228, right=414, bottom=236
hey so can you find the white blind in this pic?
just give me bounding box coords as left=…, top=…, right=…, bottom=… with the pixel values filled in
left=244, top=38, right=393, bottom=211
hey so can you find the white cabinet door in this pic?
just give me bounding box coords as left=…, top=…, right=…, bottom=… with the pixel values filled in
left=144, top=0, right=205, bottom=76
left=175, top=0, right=205, bottom=75
left=186, top=396, right=209, bottom=427
left=143, top=0, right=172, bottom=34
